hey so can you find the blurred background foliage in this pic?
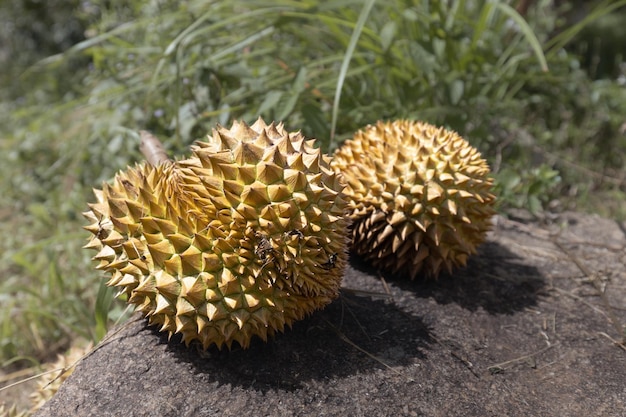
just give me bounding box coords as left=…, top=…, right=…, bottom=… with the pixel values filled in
left=0, top=0, right=625, bottom=378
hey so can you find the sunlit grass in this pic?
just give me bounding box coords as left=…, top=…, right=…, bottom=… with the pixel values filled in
left=0, top=0, right=624, bottom=374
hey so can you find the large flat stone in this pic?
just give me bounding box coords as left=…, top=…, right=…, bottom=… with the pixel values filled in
left=35, top=213, right=626, bottom=416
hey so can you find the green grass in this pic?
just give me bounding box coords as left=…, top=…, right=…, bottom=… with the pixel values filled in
left=0, top=0, right=625, bottom=375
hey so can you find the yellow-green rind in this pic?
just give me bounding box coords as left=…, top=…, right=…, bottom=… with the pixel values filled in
left=84, top=118, right=349, bottom=349
left=331, top=120, right=495, bottom=279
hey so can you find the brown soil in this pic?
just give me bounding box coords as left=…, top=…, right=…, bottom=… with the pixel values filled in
left=34, top=212, right=626, bottom=417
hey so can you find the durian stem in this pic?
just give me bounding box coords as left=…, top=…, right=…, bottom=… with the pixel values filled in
left=139, top=130, right=171, bottom=166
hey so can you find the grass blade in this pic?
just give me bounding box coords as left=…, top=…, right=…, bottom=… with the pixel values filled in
left=493, top=1, right=548, bottom=72
left=544, top=0, right=626, bottom=56
left=94, top=281, right=115, bottom=341
left=329, top=0, right=378, bottom=150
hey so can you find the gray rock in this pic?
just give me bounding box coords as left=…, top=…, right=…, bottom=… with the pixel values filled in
left=35, top=213, right=626, bottom=417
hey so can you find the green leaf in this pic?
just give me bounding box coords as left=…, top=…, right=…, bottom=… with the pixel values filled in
left=258, top=90, right=284, bottom=116
left=528, top=195, right=542, bottom=215
left=380, top=21, right=397, bottom=52
left=276, top=90, right=300, bottom=121
left=293, top=67, right=308, bottom=93
left=449, top=79, right=464, bottom=105
left=432, top=38, right=446, bottom=60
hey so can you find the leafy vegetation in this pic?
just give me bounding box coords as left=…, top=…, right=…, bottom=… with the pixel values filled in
left=0, top=0, right=624, bottom=377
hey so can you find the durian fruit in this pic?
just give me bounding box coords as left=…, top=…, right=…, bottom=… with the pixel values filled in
left=84, top=118, right=349, bottom=349
left=331, top=120, right=495, bottom=279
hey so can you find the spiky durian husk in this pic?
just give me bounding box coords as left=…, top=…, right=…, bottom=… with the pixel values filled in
left=84, top=118, right=349, bottom=349
left=331, top=120, right=495, bottom=279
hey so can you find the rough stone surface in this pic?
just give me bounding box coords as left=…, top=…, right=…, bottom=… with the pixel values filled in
left=35, top=212, right=626, bottom=417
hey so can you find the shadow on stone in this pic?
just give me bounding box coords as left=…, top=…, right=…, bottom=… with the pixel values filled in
left=349, top=240, right=546, bottom=315
left=36, top=214, right=626, bottom=417
left=154, top=290, right=432, bottom=392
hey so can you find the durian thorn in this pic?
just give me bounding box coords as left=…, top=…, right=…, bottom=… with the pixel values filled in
left=139, top=130, right=171, bottom=166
